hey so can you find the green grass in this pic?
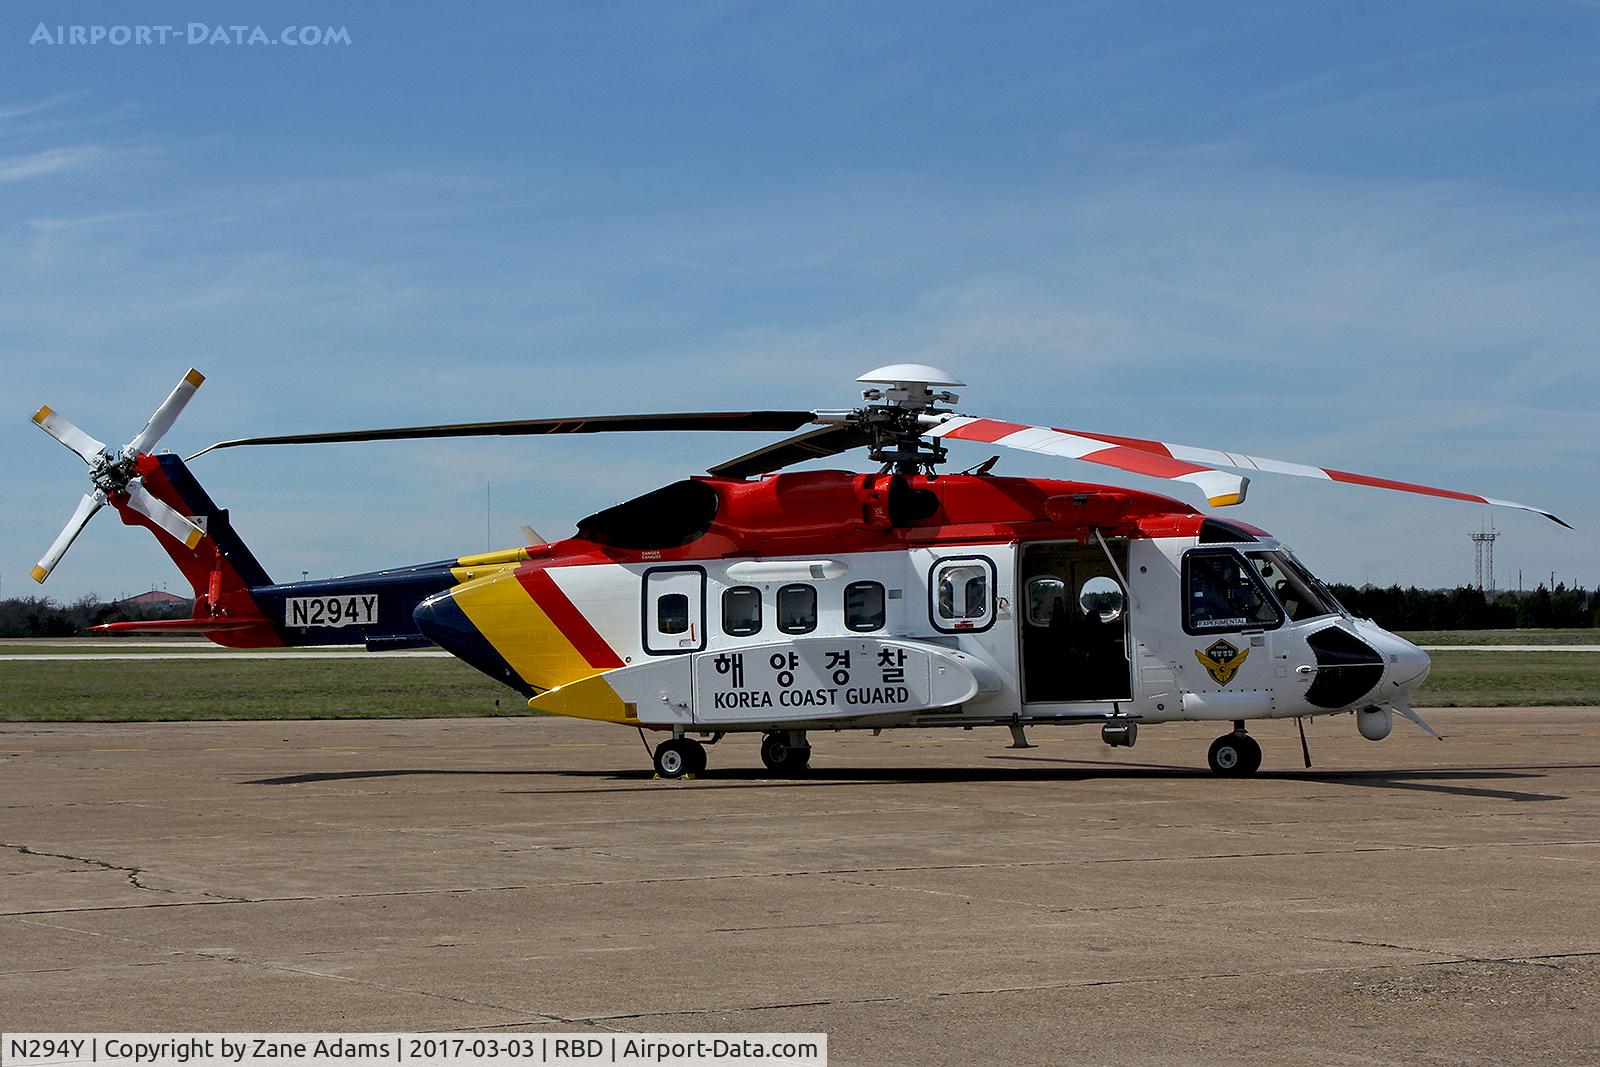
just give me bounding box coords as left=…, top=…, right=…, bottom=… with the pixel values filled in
left=0, top=656, right=516, bottom=721
left=1409, top=650, right=1600, bottom=708
left=1, top=634, right=1596, bottom=720
left=1399, top=629, right=1600, bottom=646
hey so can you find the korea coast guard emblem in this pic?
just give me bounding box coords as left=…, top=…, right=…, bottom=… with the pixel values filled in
left=1196, top=639, right=1250, bottom=685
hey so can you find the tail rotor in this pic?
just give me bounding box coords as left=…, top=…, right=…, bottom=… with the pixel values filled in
left=29, top=368, right=207, bottom=583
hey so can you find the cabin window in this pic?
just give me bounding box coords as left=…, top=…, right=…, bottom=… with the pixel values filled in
left=722, top=586, right=763, bottom=636
left=930, top=557, right=996, bottom=633
left=777, top=584, right=818, bottom=634
left=657, top=593, right=690, bottom=635
left=1183, top=549, right=1281, bottom=633
left=1025, top=576, right=1067, bottom=627
left=937, top=566, right=988, bottom=620
left=643, top=566, right=705, bottom=654
left=845, top=581, right=886, bottom=632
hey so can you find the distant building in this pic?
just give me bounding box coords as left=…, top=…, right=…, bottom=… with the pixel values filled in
left=117, top=590, right=192, bottom=608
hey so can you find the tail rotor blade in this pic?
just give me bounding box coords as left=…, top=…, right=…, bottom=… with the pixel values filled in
left=128, top=369, right=205, bottom=454
left=123, top=478, right=205, bottom=548
left=32, top=406, right=108, bottom=466
left=32, top=491, right=106, bottom=583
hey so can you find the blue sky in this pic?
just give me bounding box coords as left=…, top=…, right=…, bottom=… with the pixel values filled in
left=4, top=1, right=1597, bottom=599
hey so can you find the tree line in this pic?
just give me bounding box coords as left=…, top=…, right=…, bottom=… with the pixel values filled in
left=1328, top=583, right=1597, bottom=631
left=2, top=584, right=1596, bottom=638
left=0, top=595, right=194, bottom=638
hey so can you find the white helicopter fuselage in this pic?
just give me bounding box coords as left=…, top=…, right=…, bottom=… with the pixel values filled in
left=494, top=521, right=1431, bottom=751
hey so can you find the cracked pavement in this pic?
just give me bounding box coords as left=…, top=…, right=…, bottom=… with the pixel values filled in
left=1, top=709, right=1597, bottom=1064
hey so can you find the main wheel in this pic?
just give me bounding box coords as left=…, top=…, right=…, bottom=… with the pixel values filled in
left=1239, top=734, right=1262, bottom=774
left=654, top=738, right=704, bottom=780
left=1207, top=733, right=1261, bottom=777
left=760, top=732, right=811, bottom=774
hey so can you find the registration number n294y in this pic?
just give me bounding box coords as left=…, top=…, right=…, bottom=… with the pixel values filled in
left=286, top=594, right=378, bottom=628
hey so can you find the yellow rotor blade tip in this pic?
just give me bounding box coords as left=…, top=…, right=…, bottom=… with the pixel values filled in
left=32, top=405, right=52, bottom=424
left=184, top=369, right=205, bottom=387
left=31, top=565, right=48, bottom=583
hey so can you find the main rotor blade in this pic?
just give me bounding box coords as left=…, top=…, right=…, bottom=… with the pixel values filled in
left=129, top=368, right=205, bottom=454
left=124, top=478, right=205, bottom=549
left=189, top=410, right=819, bottom=459
left=930, top=417, right=1569, bottom=525
left=32, top=406, right=107, bottom=466
left=709, top=423, right=874, bottom=479
left=32, top=491, right=105, bottom=583
left=927, top=417, right=1249, bottom=508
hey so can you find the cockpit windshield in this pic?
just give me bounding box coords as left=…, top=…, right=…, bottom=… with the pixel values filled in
left=1246, top=550, right=1343, bottom=622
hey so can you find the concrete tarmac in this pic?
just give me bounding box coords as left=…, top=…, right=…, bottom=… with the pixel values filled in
left=2, top=710, right=1597, bottom=1065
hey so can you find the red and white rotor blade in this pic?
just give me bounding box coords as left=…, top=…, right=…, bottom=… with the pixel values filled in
left=128, top=368, right=205, bottom=454
left=32, top=405, right=108, bottom=466
left=927, top=417, right=1249, bottom=508
left=32, top=491, right=106, bottom=583
left=124, top=478, right=205, bottom=548
left=930, top=417, right=1568, bottom=526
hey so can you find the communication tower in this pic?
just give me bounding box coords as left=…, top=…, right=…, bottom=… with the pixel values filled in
left=1469, top=523, right=1499, bottom=593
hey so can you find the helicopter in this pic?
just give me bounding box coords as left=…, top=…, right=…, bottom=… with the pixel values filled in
left=29, top=364, right=1567, bottom=779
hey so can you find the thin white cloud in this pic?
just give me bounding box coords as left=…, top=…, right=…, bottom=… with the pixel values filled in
left=0, top=94, right=80, bottom=122
left=0, top=145, right=102, bottom=182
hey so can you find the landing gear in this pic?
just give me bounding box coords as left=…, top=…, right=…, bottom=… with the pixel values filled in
left=1207, top=725, right=1261, bottom=777
left=653, top=737, right=706, bottom=780
left=760, top=731, right=811, bottom=775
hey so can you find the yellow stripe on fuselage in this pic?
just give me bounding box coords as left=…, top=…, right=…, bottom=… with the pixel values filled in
left=456, top=547, right=533, bottom=568
left=527, top=673, right=636, bottom=725
left=446, top=568, right=605, bottom=695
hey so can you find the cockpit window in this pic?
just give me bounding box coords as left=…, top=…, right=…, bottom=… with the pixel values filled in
left=1183, top=549, right=1282, bottom=633
left=1247, top=550, right=1342, bottom=622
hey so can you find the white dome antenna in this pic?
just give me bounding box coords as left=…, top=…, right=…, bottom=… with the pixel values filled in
left=857, top=364, right=964, bottom=411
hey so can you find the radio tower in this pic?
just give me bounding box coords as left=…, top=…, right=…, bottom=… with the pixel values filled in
left=1469, top=522, right=1499, bottom=594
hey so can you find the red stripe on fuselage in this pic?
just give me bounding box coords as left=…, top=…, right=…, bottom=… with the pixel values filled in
left=516, top=568, right=626, bottom=669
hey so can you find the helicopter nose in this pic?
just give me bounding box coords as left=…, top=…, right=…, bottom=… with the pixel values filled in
left=1366, top=627, right=1432, bottom=700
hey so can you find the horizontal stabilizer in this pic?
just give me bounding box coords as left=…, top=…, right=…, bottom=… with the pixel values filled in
left=90, top=618, right=269, bottom=635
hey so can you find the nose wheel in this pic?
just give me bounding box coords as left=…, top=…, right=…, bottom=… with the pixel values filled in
left=653, top=737, right=707, bottom=780
left=760, top=731, right=811, bottom=775
left=1207, top=730, right=1261, bottom=776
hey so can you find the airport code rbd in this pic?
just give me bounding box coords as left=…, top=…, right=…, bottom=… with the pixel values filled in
left=1, top=1034, right=828, bottom=1066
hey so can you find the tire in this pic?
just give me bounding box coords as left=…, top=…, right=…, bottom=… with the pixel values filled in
left=654, top=738, right=703, bottom=780
left=761, top=733, right=811, bottom=775
left=1238, top=734, right=1262, bottom=775
left=1208, top=733, right=1260, bottom=777
left=686, top=739, right=708, bottom=777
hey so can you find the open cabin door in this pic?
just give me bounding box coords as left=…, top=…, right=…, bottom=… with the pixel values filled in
left=643, top=566, right=706, bottom=655
left=1020, top=540, right=1133, bottom=703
